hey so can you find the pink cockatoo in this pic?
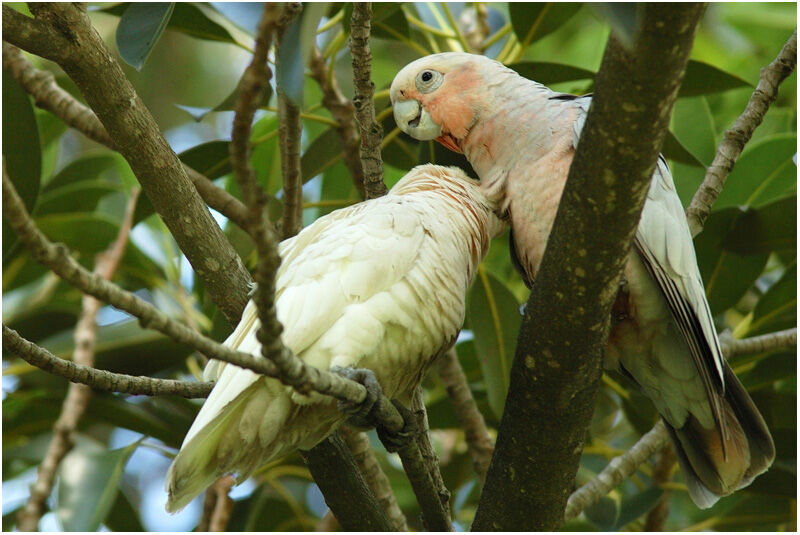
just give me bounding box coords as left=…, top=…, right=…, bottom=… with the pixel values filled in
left=391, top=53, right=774, bottom=508
left=164, top=164, right=505, bottom=512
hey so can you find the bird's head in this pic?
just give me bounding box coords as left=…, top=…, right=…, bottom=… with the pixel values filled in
left=391, top=53, right=503, bottom=154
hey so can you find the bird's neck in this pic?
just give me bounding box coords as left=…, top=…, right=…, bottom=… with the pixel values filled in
left=462, top=77, right=575, bottom=204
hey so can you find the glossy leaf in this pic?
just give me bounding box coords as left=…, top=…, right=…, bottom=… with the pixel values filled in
left=583, top=494, right=620, bottom=530
left=720, top=195, right=796, bottom=255
left=176, top=80, right=272, bottom=122
left=276, top=3, right=329, bottom=106
left=56, top=439, right=141, bottom=531
left=116, top=3, right=175, bottom=71
left=42, top=152, right=128, bottom=194
left=35, top=180, right=123, bottom=217
left=3, top=69, right=41, bottom=258
left=678, top=60, right=753, bottom=97
left=590, top=4, right=639, bottom=48
left=739, top=351, right=796, bottom=391
left=713, top=134, right=797, bottom=210
left=466, top=268, right=521, bottom=419
left=745, top=263, right=796, bottom=337
left=662, top=130, right=705, bottom=168
left=372, top=3, right=410, bottom=40
left=511, top=61, right=595, bottom=85
left=615, top=487, right=664, bottom=528
left=162, top=2, right=236, bottom=44
left=509, top=3, right=583, bottom=49
left=36, top=213, right=120, bottom=255
left=104, top=490, right=146, bottom=532
left=179, top=140, right=232, bottom=180
left=301, top=128, right=346, bottom=181
left=417, top=139, right=477, bottom=177
left=695, top=207, right=769, bottom=312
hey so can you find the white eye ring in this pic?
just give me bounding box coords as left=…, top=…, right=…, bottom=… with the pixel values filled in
left=415, top=70, right=443, bottom=93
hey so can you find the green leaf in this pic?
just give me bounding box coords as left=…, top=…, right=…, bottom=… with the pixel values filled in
left=678, top=60, right=753, bottom=97
left=615, top=487, right=664, bottom=528
left=695, top=207, right=769, bottom=312
left=720, top=195, right=796, bottom=255
left=466, top=268, right=521, bottom=419
left=3, top=68, right=42, bottom=258
left=662, top=130, right=704, bottom=168
left=372, top=3, right=410, bottom=40
left=746, top=263, right=796, bottom=337
left=583, top=494, right=620, bottom=530
left=509, top=3, right=583, bottom=49
left=670, top=96, right=717, bottom=165
left=104, top=489, right=145, bottom=532
left=301, top=128, right=345, bottom=181
left=36, top=213, right=120, bottom=255
left=42, top=152, right=128, bottom=193
left=251, top=115, right=283, bottom=196
left=276, top=3, right=329, bottom=106
left=381, top=111, right=420, bottom=171
left=511, top=61, right=595, bottom=85
left=318, top=160, right=360, bottom=218
left=56, top=439, right=141, bottom=531
left=739, top=351, right=796, bottom=391
left=35, top=180, right=123, bottom=217
left=38, top=318, right=193, bottom=376
left=176, top=79, right=273, bottom=122
left=713, top=134, right=797, bottom=210
left=163, top=2, right=236, bottom=44
left=179, top=140, right=232, bottom=180
left=590, top=4, right=640, bottom=48
left=116, top=3, right=175, bottom=71
left=208, top=2, right=264, bottom=35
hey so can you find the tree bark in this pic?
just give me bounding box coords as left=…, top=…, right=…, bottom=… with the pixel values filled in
left=472, top=5, right=706, bottom=530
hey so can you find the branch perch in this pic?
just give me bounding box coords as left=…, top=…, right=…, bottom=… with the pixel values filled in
left=3, top=326, right=213, bottom=398
left=564, top=422, right=670, bottom=521
left=686, top=30, right=797, bottom=236
left=340, top=426, right=409, bottom=531
left=721, top=327, right=797, bottom=358
left=349, top=2, right=387, bottom=199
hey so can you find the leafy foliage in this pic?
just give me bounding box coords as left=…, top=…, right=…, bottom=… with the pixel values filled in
left=2, top=2, right=795, bottom=532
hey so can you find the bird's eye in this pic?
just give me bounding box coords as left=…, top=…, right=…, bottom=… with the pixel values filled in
left=415, top=69, right=443, bottom=93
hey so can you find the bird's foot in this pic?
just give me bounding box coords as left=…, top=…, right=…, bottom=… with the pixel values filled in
left=331, top=366, right=381, bottom=428
left=376, top=399, right=417, bottom=453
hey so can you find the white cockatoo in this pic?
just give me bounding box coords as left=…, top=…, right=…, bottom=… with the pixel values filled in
left=165, top=164, right=505, bottom=512
left=390, top=53, right=774, bottom=508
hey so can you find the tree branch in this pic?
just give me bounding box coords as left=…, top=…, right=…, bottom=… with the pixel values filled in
left=4, top=3, right=252, bottom=324
left=563, top=422, right=670, bottom=521
left=720, top=327, right=797, bottom=358
left=472, top=5, right=706, bottom=530
left=309, top=46, right=366, bottom=198
left=1, top=5, right=68, bottom=60
left=643, top=444, right=676, bottom=531
left=408, top=386, right=453, bottom=531
left=686, top=30, right=797, bottom=236
left=2, top=325, right=213, bottom=398
left=436, top=347, right=494, bottom=484
left=17, top=188, right=139, bottom=531
left=1, top=42, right=250, bottom=232
left=2, top=169, right=280, bottom=379
left=349, top=2, right=387, bottom=199
left=339, top=426, right=409, bottom=531
left=301, top=434, right=395, bottom=531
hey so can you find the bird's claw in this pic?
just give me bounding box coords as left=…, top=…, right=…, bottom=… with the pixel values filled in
left=331, top=366, right=381, bottom=428
left=376, top=399, right=417, bottom=453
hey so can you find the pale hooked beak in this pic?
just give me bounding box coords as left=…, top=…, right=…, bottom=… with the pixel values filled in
left=393, top=99, right=442, bottom=141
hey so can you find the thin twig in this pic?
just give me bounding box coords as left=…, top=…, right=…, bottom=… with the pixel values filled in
left=276, top=4, right=303, bottom=239
left=309, top=46, right=366, bottom=198
left=17, top=188, right=139, bottom=530
left=2, top=169, right=276, bottom=379
left=1, top=43, right=250, bottom=231
left=644, top=444, right=676, bottom=531
left=720, top=327, right=797, bottom=358
left=209, top=476, right=235, bottom=531
left=349, top=2, right=387, bottom=199
left=564, top=422, right=670, bottom=521
left=437, top=347, right=494, bottom=484
left=2, top=326, right=213, bottom=398
left=339, top=426, right=409, bottom=531
left=686, top=30, right=797, bottom=236
left=408, top=386, right=453, bottom=531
